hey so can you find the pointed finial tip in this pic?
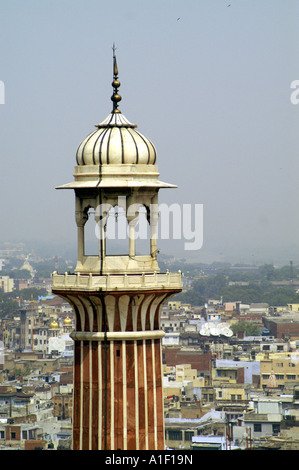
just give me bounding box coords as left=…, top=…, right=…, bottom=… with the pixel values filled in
left=111, top=43, right=121, bottom=113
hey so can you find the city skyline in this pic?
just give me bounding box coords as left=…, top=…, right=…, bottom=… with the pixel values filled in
left=0, top=0, right=298, bottom=266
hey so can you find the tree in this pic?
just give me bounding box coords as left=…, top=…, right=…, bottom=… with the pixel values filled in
left=10, top=287, right=48, bottom=301
left=258, top=264, right=277, bottom=280
left=0, top=294, right=17, bottom=316
left=231, top=320, right=260, bottom=336
left=220, top=283, right=264, bottom=304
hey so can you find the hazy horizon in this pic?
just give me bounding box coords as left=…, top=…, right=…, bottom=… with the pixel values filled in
left=0, top=1, right=298, bottom=266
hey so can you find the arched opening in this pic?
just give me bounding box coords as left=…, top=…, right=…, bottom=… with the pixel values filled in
left=105, top=205, right=129, bottom=255
left=84, top=207, right=98, bottom=256
left=134, top=205, right=151, bottom=256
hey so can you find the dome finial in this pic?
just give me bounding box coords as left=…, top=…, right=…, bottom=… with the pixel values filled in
left=111, top=43, right=121, bottom=113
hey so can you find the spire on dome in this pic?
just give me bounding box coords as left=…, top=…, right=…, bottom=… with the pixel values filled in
left=111, top=43, right=122, bottom=113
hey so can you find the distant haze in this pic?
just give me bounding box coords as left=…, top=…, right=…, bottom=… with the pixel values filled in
left=0, top=0, right=298, bottom=266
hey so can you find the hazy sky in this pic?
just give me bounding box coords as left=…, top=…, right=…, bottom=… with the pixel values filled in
left=0, top=0, right=298, bottom=265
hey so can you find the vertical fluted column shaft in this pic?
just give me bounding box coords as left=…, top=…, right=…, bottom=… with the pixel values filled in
left=66, top=291, right=172, bottom=450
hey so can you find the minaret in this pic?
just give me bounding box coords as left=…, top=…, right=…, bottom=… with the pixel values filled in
left=52, top=49, right=182, bottom=451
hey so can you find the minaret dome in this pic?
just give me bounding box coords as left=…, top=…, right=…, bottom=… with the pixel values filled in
left=76, top=50, right=156, bottom=167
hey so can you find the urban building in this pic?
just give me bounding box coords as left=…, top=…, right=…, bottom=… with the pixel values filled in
left=242, top=398, right=282, bottom=440
left=53, top=392, right=73, bottom=420
left=260, top=355, right=299, bottom=389
left=0, top=276, right=14, bottom=293
left=263, top=314, right=299, bottom=339
left=2, top=306, right=74, bottom=356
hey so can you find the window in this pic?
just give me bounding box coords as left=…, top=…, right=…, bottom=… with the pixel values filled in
left=105, top=205, right=129, bottom=255
left=84, top=207, right=99, bottom=255
left=272, top=423, right=280, bottom=435
left=11, top=432, right=16, bottom=439
left=168, top=430, right=182, bottom=441
left=185, top=431, right=194, bottom=441
left=253, top=423, right=262, bottom=433
left=134, top=206, right=151, bottom=255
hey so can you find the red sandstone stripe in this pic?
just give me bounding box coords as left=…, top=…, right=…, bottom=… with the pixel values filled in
left=154, top=339, right=164, bottom=449
left=90, top=298, right=98, bottom=332
left=113, top=297, right=121, bottom=331
left=73, top=341, right=81, bottom=450
left=91, top=342, right=99, bottom=450
left=101, top=340, right=111, bottom=449
left=114, top=342, right=123, bottom=449
left=126, top=300, right=133, bottom=331
left=136, top=299, right=143, bottom=331
left=146, top=339, right=154, bottom=449
left=82, top=341, right=90, bottom=449
left=137, top=340, right=146, bottom=449
left=79, top=298, right=90, bottom=332
left=126, top=341, right=136, bottom=450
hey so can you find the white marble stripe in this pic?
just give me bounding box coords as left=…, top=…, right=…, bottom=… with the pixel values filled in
left=141, top=295, right=155, bottom=331
left=78, top=295, right=94, bottom=332
left=122, top=340, right=127, bottom=450
left=134, top=340, right=139, bottom=450
left=110, top=340, right=114, bottom=450
left=68, top=295, right=85, bottom=332
left=70, top=330, right=165, bottom=341
left=149, top=295, right=165, bottom=330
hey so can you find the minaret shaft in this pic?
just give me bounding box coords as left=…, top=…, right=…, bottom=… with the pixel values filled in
left=71, top=336, right=164, bottom=450
left=52, top=286, right=179, bottom=450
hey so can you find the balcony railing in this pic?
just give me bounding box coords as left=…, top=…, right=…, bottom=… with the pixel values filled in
left=52, top=270, right=182, bottom=291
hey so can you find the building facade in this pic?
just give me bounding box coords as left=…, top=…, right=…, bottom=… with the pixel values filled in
left=260, top=355, right=299, bottom=389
